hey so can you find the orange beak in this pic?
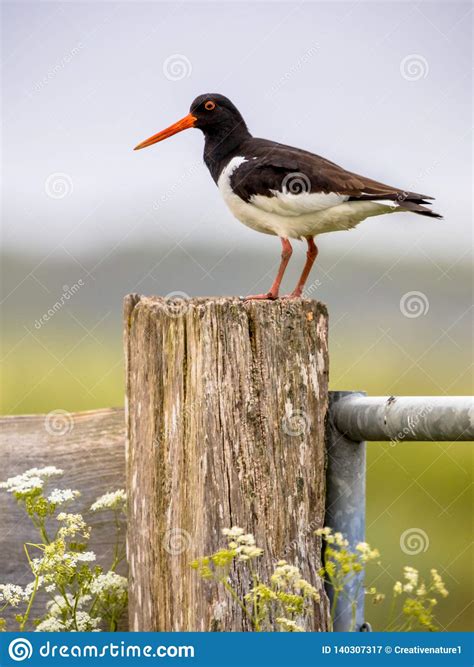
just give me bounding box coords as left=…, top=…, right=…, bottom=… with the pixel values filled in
left=133, top=113, right=197, bottom=150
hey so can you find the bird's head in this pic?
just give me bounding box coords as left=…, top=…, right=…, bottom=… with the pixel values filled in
left=134, top=94, right=248, bottom=151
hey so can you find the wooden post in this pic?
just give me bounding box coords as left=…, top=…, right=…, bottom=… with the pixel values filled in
left=124, top=295, right=330, bottom=631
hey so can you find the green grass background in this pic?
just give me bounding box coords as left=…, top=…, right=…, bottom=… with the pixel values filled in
left=1, top=247, right=472, bottom=630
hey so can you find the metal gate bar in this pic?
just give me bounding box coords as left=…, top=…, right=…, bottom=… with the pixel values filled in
left=331, top=394, right=474, bottom=443
left=325, top=392, right=474, bottom=632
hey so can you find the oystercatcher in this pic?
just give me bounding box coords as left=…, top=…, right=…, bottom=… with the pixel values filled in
left=134, top=94, right=441, bottom=300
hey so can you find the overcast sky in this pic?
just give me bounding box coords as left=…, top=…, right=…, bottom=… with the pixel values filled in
left=2, top=1, right=472, bottom=262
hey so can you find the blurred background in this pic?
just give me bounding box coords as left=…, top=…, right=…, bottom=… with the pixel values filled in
left=1, top=1, right=472, bottom=630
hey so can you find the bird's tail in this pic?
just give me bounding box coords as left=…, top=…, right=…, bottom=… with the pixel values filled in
left=396, top=198, right=443, bottom=219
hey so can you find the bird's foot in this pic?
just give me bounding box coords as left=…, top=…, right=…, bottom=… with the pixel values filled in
left=243, top=292, right=278, bottom=301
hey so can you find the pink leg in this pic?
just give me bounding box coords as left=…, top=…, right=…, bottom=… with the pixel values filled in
left=283, top=237, right=318, bottom=299
left=245, top=238, right=293, bottom=301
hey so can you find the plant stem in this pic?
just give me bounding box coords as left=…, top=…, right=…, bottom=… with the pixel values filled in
left=330, top=588, right=341, bottom=630
left=222, top=580, right=257, bottom=630
left=19, top=575, right=40, bottom=631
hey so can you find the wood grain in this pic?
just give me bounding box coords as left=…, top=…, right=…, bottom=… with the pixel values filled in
left=0, top=408, right=126, bottom=629
left=125, top=296, right=330, bottom=631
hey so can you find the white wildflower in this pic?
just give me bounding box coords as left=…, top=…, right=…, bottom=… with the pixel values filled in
left=75, top=611, right=101, bottom=631
left=75, top=551, right=96, bottom=563
left=222, top=526, right=244, bottom=538
left=333, top=532, right=349, bottom=548
left=47, top=594, right=74, bottom=617
left=31, top=558, right=43, bottom=575
left=222, top=527, right=263, bottom=561
left=0, top=467, right=63, bottom=495
left=90, top=490, right=126, bottom=512
left=48, top=489, right=80, bottom=505
left=78, top=594, right=92, bottom=607
left=403, top=566, right=419, bottom=587
left=431, top=569, right=448, bottom=598
left=315, top=526, right=332, bottom=537
left=355, top=542, right=380, bottom=562
left=0, top=474, right=44, bottom=494
left=393, top=581, right=403, bottom=595
left=57, top=512, right=90, bottom=539
left=276, top=617, right=304, bottom=632
left=89, top=572, right=127, bottom=596
left=35, top=617, right=68, bottom=632
left=272, top=561, right=300, bottom=585
left=23, top=578, right=43, bottom=599
left=0, top=584, right=24, bottom=607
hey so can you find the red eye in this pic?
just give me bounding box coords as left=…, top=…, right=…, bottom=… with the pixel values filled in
left=205, top=100, right=216, bottom=111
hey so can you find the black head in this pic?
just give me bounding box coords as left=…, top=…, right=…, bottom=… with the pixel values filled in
left=189, top=94, right=248, bottom=136
left=134, top=93, right=250, bottom=152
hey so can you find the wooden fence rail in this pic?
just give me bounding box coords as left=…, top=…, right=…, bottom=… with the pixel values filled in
left=0, top=408, right=126, bottom=627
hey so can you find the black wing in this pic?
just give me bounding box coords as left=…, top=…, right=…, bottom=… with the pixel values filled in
left=230, top=139, right=442, bottom=218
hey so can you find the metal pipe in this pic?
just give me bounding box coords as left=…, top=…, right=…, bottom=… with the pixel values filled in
left=325, top=391, right=366, bottom=632
left=331, top=395, right=474, bottom=442
left=324, top=392, right=473, bottom=631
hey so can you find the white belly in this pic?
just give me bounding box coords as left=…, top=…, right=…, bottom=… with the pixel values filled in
left=217, top=156, right=397, bottom=240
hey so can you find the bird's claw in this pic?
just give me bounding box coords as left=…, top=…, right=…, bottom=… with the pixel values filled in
left=242, top=292, right=278, bottom=301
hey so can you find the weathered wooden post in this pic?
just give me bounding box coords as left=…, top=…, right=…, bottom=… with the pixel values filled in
left=124, top=295, right=330, bottom=631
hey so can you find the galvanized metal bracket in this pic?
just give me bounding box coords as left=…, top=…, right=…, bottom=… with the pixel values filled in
left=325, top=390, right=367, bottom=632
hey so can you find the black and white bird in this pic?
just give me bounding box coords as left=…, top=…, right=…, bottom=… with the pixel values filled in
left=134, top=94, right=441, bottom=300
